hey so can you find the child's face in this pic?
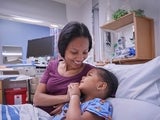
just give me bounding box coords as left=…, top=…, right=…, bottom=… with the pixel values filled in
left=79, top=68, right=103, bottom=93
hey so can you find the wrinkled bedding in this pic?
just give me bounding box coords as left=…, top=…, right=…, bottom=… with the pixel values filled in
left=0, top=104, right=52, bottom=120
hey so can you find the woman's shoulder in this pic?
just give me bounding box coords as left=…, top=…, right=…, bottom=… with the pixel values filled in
left=84, top=63, right=95, bottom=69
left=83, top=63, right=95, bottom=71
left=77, top=63, right=94, bottom=77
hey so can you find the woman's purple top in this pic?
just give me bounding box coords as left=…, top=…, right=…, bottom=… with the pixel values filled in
left=38, top=60, right=94, bottom=113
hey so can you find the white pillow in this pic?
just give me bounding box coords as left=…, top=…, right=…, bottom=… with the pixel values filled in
left=108, top=98, right=160, bottom=120
left=103, top=56, right=160, bottom=106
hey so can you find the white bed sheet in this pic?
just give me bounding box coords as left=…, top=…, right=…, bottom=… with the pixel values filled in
left=108, top=98, right=160, bottom=120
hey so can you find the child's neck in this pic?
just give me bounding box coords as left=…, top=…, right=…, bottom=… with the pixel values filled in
left=81, top=96, right=97, bottom=102
left=81, top=94, right=106, bottom=103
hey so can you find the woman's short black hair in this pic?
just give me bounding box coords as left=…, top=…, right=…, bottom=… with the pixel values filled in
left=58, top=21, right=92, bottom=58
left=97, top=67, right=119, bottom=98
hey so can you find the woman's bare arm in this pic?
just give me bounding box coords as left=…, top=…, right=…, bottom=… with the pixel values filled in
left=33, top=83, right=69, bottom=106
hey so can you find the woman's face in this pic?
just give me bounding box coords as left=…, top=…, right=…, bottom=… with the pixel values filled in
left=64, top=37, right=89, bottom=69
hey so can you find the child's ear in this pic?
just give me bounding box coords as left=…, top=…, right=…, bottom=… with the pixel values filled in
left=97, top=82, right=107, bottom=90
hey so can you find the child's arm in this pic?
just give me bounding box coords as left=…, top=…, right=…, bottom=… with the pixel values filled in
left=65, top=95, right=81, bottom=119
left=66, top=95, right=105, bottom=120
left=65, top=83, right=81, bottom=119
left=65, top=83, right=105, bottom=120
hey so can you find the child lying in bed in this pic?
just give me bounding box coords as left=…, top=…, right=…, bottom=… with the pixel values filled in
left=0, top=67, right=118, bottom=120
left=53, top=67, right=118, bottom=120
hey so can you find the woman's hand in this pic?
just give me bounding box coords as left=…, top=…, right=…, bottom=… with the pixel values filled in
left=50, top=104, right=64, bottom=115
left=67, top=83, right=81, bottom=98
left=108, top=116, right=112, bottom=120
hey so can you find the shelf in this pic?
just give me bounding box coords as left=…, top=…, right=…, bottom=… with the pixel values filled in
left=101, top=12, right=155, bottom=64
left=106, top=57, right=152, bottom=64
left=101, top=13, right=134, bottom=30
left=101, top=13, right=153, bottom=31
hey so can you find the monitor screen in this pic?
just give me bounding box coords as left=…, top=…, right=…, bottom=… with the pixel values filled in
left=27, top=36, right=54, bottom=58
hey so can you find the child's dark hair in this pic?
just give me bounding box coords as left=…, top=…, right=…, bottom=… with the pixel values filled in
left=97, top=67, right=118, bottom=98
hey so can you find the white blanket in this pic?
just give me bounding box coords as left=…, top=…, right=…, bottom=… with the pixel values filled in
left=0, top=104, right=52, bottom=120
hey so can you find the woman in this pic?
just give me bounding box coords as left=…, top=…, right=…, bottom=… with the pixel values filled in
left=33, top=21, right=95, bottom=114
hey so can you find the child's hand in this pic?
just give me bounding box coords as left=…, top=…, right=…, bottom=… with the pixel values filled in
left=67, top=83, right=80, bottom=98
